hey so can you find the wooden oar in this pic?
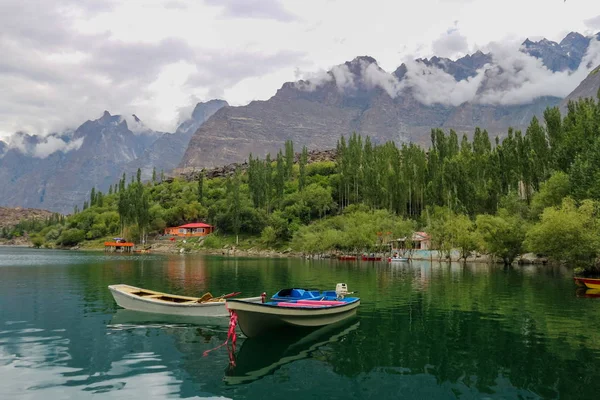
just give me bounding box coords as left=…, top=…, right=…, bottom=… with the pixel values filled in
left=207, top=291, right=242, bottom=302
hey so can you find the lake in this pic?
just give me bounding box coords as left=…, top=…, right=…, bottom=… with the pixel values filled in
left=1, top=247, right=599, bottom=399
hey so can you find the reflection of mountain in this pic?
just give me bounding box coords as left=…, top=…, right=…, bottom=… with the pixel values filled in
left=224, top=317, right=360, bottom=385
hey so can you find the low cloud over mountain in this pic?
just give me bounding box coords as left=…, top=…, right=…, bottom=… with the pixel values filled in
left=294, top=33, right=600, bottom=107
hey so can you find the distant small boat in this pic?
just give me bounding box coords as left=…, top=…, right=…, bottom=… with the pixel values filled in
left=361, top=255, right=382, bottom=261
left=226, top=284, right=360, bottom=338
left=574, top=277, right=600, bottom=289
left=108, top=284, right=262, bottom=317
left=388, top=256, right=409, bottom=262
left=338, top=255, right=357, bottom=261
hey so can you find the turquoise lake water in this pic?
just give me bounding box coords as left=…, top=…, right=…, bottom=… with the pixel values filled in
left=1, top=247, right=599, bottom=399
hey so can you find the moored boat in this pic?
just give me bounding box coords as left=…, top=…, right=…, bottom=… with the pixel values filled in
left=226, top=284, right=360, bottom=338
left=573, top=277, right=600, bottom=289
left=108, top=284, right=262, bottom=317
left=338, top=255, right=357, bottom=261
left=361, top=255, right=382, bottom=261
left=388, top=256, right=409, bottom=262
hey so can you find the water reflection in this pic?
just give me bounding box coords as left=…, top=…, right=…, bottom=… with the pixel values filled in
left=109, top=309, right=230, bottom=330
left=224, top=318, right=360, bottom=385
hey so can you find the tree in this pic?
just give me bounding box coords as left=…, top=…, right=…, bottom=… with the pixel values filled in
left=476, top=209, right=526, bottom=265
left=525, top=198, right=600, bottom=266
left=285, top=140, right=294, bottom=180
left=299, top=146, right=308, bottom=192
left=530, top=171, right=570, bottom=218
left=228, top=169, right=242, bottom=244
left=448, top=214, right=479, bottom=261
left=152, top=167, right=157, bottom=183
left=90, top=187, right=96, bottom=207
left=275, top=151, right=285, bottom=199
left=197, top=173, right=204, bottom=203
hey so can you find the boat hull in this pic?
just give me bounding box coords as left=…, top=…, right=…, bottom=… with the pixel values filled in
left=574, top=277, right=600, bottom=290
left=108, top=284, right=262, bottom=317
left=226, top=299, right=360, bottom=338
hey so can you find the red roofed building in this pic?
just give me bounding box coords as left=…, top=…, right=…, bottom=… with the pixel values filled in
left=164, top=222, right=214, bottom=237
left=412, top=232, right=431, bottom=250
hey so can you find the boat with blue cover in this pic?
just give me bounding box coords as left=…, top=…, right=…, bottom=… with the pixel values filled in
left=226, top=283, right=360, bottom=338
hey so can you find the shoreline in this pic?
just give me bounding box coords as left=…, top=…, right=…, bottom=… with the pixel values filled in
left=0, top=240, right=551, bottom=265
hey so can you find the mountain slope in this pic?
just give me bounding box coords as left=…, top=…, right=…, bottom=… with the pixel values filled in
left=123, top=100, right=228, bottom=179
left=560, top=65, right=600, bottom=110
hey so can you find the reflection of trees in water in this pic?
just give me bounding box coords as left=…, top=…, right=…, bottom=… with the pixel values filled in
left=325, top=303, right=600, bottom=398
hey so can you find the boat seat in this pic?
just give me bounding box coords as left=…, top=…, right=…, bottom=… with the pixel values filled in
left=196, top=293, right=213, bottom=303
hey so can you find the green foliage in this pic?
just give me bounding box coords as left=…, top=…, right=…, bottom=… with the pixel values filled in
left=525, top=198, right=600, bottom=265
left=530, top=171, right=571, bottom=218
left=260, top=226, right=277, bottom=247
left=292, top=209, right=414, bottom=255
left=476, top=210, right=527, bottom=265
left=57, top=229, right=85, bottom=247
left=30, top=235, right=44, bottom=248
left=203, top=234, right=223, bottom=249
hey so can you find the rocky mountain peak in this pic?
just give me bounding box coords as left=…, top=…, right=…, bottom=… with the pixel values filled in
left=97, top=110, right=123, bottom=127
left=190, top=99, right=229, bottom=123
left=342, top=55, right=379, bottom=78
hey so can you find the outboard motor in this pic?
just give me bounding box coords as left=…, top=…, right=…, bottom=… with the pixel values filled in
left=335, top=283, right=349, bottom=299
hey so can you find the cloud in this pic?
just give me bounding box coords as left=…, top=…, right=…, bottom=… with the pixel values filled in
left=432, top=25, right=470, bottom=58
left=293, top=69, right=333, bottom=91
left=184, top=49, right=307, bottom=93
left=32, top=136, right=84, bottom=158
left=0, top=0, right=307, bottom=138
left=293, top=36, right=600, bottom=107
left=4, top=132, right=83, bottom=159
left=585, top=15, right=600, bottom=30
left=203, top=0, right=296, bottom=22
left=330, top=64, right=356, bottom=91
left=475, top=38, right=600, bottom=105
left=401, top=60, right=486, bottom=106
left=361, top=62, right=404, bottom=98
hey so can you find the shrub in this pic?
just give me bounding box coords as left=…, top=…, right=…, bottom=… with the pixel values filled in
left=58, top=229, right=85, bottom=247
left=203, top=234, right=223, bottom=249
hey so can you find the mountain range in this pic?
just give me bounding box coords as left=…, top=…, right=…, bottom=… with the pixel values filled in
left=0, top=100, right=226, bottom=213
left=179, top=31, right=600, bottom=170
left=1, top=32, right=599, bottom=213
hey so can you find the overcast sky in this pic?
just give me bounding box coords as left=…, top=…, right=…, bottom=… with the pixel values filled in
left=1, top=0, right=599, bottom=138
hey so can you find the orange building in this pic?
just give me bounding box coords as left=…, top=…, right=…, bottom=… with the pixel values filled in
left=164, top=222, right=214, bottom=237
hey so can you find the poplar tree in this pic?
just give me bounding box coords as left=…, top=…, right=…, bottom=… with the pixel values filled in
left=197, top=172, right=204, bottom=203
left=299, top=146, right=308, bottom=192
left=285, top=140, right=294, bottom=180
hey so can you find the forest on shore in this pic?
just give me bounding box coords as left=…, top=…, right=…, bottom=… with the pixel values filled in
left=2, top=93, right=600, bottom=268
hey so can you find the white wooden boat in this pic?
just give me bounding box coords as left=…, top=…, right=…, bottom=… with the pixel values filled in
left=226, top=292, right=360, bottom=338
left=108, top=284, right=262, bottom=317
left=388, top=256, right=409, bottom=262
